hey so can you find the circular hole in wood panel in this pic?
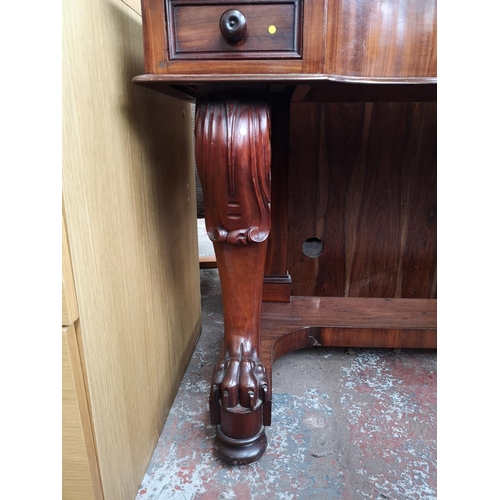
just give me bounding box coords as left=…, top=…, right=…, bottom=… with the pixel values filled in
left=302, top=237, right=323, bottom=258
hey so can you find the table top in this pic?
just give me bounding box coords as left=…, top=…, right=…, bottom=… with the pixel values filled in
left=135, top=0, right=436, bottom=94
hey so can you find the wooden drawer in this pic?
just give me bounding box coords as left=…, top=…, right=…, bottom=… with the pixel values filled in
left=167, top=0, right=302, bottom=60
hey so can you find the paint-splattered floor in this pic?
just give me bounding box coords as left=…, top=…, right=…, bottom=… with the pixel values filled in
left=136, top=270, right=437, bottom=500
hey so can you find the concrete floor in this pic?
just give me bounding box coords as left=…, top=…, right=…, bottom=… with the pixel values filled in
left=136, top=269, right=437, bottom=500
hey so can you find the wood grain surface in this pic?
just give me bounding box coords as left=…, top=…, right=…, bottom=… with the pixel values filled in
left=133, top=0, right=438, bottom=467
left=169, top=1, right=300, bottom=59
left=138, top=0, right=436, bottom=80
left=262, top=92, right=292, bottom=303
left=326, top=0, right=437, bottom=78
left=63, top=323, right=104, bottom=500
left=264, top=92, right=291, bottom=283
left=288, top=101, right=437, bottom=298
left=62, top=201, right=79, bottom=326
left=260, top=296, right=437, bottom=388
left=63, top=0, right=201, bottom=497
left=195, top=97, right=273, bottom=463
left=262, top=296, right=436, bottom=330
left=122, top=0, right=141, bottom=15
left=140, top=0, right=325, bottom=75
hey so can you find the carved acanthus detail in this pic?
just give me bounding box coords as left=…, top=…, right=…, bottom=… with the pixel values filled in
left=195, top=98, right=271, bottom=245
left=212, top=226, right=269, bottom=245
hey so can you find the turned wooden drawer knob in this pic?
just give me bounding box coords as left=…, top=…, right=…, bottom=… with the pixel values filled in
left=219, top=9, right=247, bottom=43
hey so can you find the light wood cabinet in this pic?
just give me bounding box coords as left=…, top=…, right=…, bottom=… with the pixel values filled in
left=62, top=323, right=103, bottom=500
left=62, top=0, right=202, bottom=498
left=62, top=206, right=79, bottom=327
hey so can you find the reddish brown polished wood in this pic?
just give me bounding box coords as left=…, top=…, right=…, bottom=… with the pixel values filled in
left=135, top=0, right=437, bottom=467
left=326, top=0, right=437, bottom=78
left=263, top=91, right=292, bottom=303
left=195, top=97, right=272, bottom=464
left=168, top=1, right=302, bottom=59
left=138, top=0, right=435, bottom=81
left=259, top=296, right=436, bottom=420
left=139, top=0, right=324, bottom=77
left=288, top=101, right=437, bottom=298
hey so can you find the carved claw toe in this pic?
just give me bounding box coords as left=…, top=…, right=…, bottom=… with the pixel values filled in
left=239, top=358, right=258, bottom=409
left=221, top=359, right=240, bottom=408
left=210, top=361, right=226, bottom=402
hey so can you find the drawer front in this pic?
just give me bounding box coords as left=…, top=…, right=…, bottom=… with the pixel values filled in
left=167, top=1, right=302, bottom=60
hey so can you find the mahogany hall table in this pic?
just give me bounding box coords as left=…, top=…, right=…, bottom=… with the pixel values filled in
left=134, top=0, right=437, bottom=465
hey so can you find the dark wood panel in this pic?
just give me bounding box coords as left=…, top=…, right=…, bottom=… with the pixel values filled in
left=287, top=103, right=323, bottom=296
left=302, top=83, right=437, bottom=103
left=398, top=103, right=437, bottom=298
left=169, top=2, right=300, bottom=59
left=326, top=0, right=437, bottom=78
left=347, top=102, right=405, bottom=297
left=288, top=102, right=365, bottom=296
left=264, top=91, right=292, bottom=281
left=288, top=101, right=437, bottom=298
left=262, top=276, right=291, bottom=302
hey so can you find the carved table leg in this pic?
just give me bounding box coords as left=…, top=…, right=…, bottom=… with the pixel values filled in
left=195, top=97, right=271, bottom=465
